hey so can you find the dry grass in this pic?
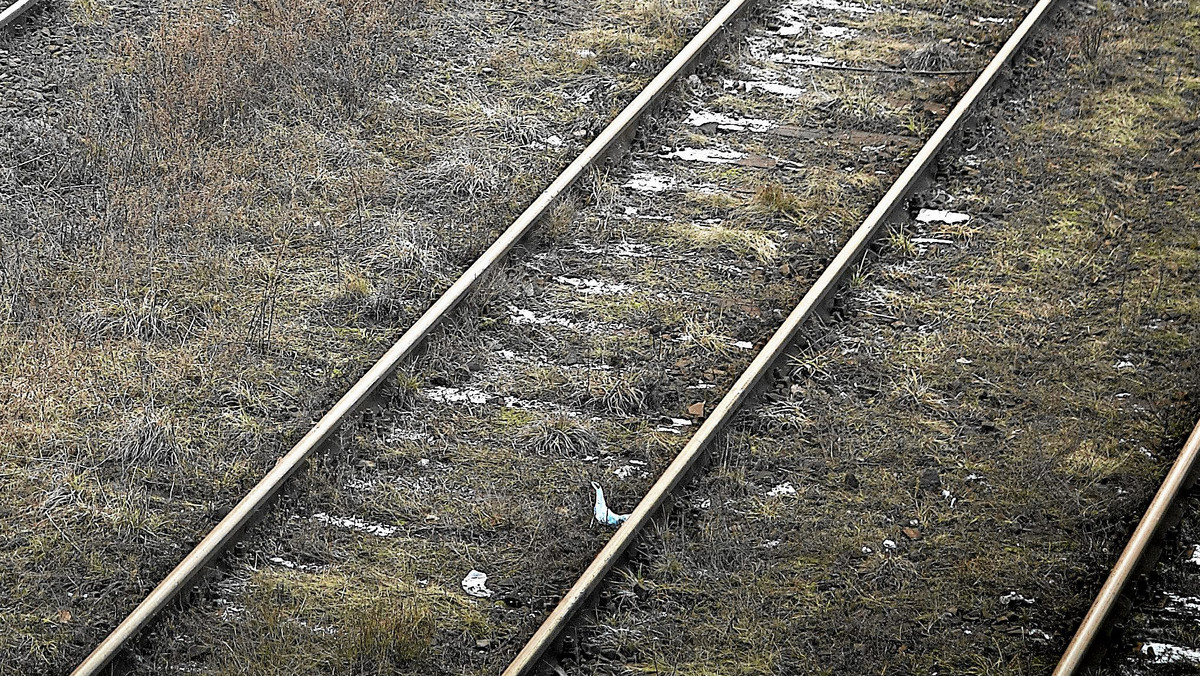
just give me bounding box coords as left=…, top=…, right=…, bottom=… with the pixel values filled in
left=572, top=1, right=1199, bottom=674
left=0, top=0, right=727, bottom=668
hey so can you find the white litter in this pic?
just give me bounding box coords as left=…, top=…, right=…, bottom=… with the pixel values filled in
left=767, top=481, right=797, bottom=497
left=915, top=208, right=970, bottom=225
left=956, top=357, right=973, bottom=364
left=1114, top=360, right=1135, bottom=370
left=1000, top=592, right=1036, bottom=605
left=883, top=539, right=897, bottom=549
left=1189, top=545, right=1200, bottom=565
left=461, top=570, right=494, bottom=598
left=733, top=340, right=755, bottom=350
left=592, top=482, right=630, bottom=526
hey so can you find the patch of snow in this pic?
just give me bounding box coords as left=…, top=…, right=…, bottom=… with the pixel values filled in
left=267, top=556, right=324, bottom=573
left=297, top=619, right=338, bottom=635
left=554, top=276, right=633, bottom=295
left=819, top=25, right=852, bottom=38
left=425, top=386, right=493, bottom=405
left=384, top=428, right=429, bottom=443
left=623, top=172, right=677, bottom=192
left=1189, top=544, right=1200, bottom=566
left=311, top=512, right=398, bottom=537
left=1164, top=593, right=1200, bottom=614
left=915, top=208, right=970, bottom=224
left=344, top=478, right=378, bottom=491
left=1141, top=641, right=1200, bottom=665
left=509, top=305, right=574, bottom=328
left=773, top=53, right=840, bottom=67
left=685, top=110, right=777, bottom=133
left=662, top=147, right=747, bottom=164
left=741, top=80, right=808, bottom=97
left=614, top=461, right=649, bottom=479
left=789, top=0, right=875, bottom=13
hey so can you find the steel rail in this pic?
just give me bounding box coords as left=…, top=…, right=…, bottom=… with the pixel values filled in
left=501, top=0, right=1062, bottom=672
left=1053, top=418, right=1200, bottom=676
left=69, top=0, right=755, bottom=673
left=0, top=0, right=42, bottom=28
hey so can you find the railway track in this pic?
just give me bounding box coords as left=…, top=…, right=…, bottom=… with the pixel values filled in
left=59, top=0, right=1198, bottom=673
left=1054, top=421, right=1200, bottom=674
left=0, top=0, right=42, bottom=29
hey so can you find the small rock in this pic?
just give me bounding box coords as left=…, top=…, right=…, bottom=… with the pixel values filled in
left=903, top=527, right=923, bottom=540
left=919, top=468, right=941, bottom=491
